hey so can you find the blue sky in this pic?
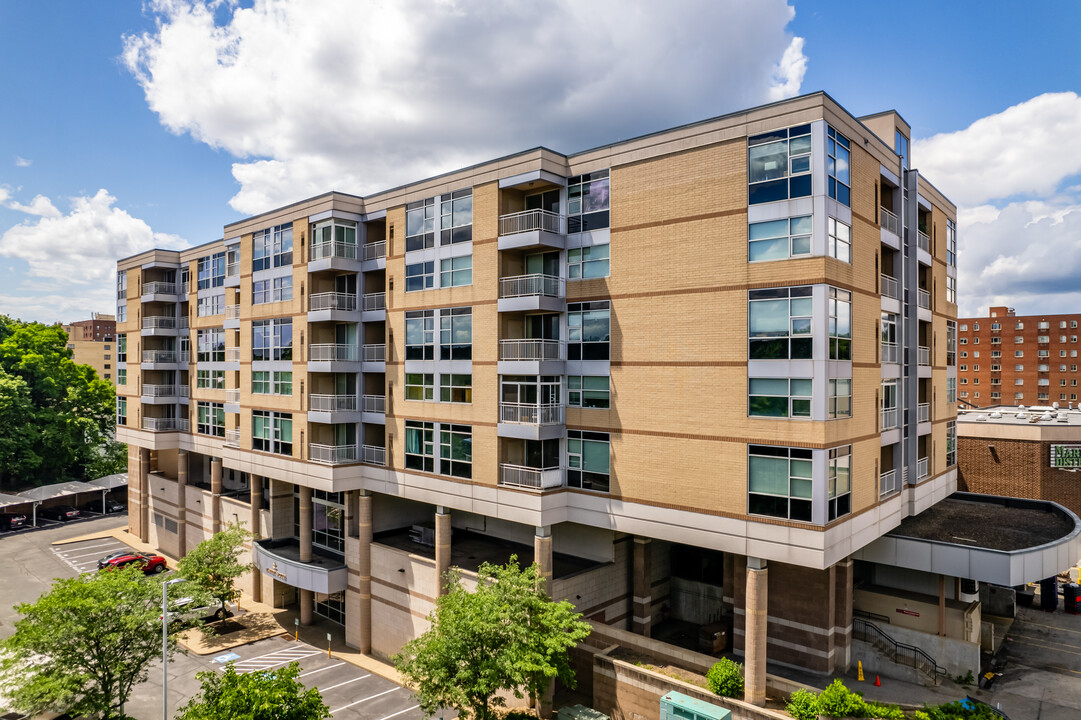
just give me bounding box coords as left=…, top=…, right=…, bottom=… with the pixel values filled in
left=1, top=0, right=1079, bottom=322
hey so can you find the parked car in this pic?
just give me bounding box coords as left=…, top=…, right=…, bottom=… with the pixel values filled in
left=82, top=497, right=126, bottom=514
left=98, top=552, right=168, bottom=574
left=0, top=513, right=27, bottom=531
left=39, top=505, right=80, bottom=522
left=161, top=597, right=229, bottom=627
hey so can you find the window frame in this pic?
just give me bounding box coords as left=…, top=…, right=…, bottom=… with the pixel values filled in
left=747, top=444, right=813, bottom=522
left=567, top=429, right=610, bottom=493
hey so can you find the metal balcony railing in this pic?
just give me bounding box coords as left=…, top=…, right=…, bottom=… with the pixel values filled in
left=880, top=274, right=899, bottom=300
left=499, top=403, right=564, bottom=425
left=917, top=231, right=931, bottom=252
left=498, top=209, right=564, bottom=236
left=881, top=342, right=899, bottom=364
left=917, top=403, right=930, bottom=423
left=141, top=350, right=177, bottom=364
left=499, top=464, right=563, bottom=490
left=310, top=292, right=357, bottom=312
left=225, top=347, right=241, bottom=362
left=309, top=394, right=358, bottom=412
left=917, top=457, right=930, bottom=479
left=918, top=346, right=931, bottom=366
left=498, top=274, right=564, bottom=299
left=880, top=207, right=901, bottom=236
left=499, top=339, right=563, bottom=362
left=310, top=241, right=358, bottom=261
left=309, top=444, right=357, bottom=465
left=142, top=316, right=177, bottom=330
left=917, top=289, right=931, bottom=309
left=363, top=240, right=386, bottom=261
left=225, top=389, right=240, bottom=403
left=362, top=395, right=386, bottom=413
left=363, top=292, right=386, bottom=312
left=141, top=282, right=177, bottom=296
left=879, top=469, right=899, bottom=498
left=310, top=344, right=358, bottom=362
left=226, top=261, right=239, bottom=278
left=142, top=384, right=186, bottom=397
left=179, top=282, right=190, bottom=295
left=881, top=407, right=899, bottom=430
left=142, top=417, right=189, bottom=432
left=362, top=344, right=386, bottom=362
left=226, top=304, right=240, bottom=321
left=224, top=429, right=240, bottom=447
left=362, top=445, right=386, bottom=466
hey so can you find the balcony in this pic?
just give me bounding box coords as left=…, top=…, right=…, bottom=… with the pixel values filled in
left=310, top=292, right=357, bottom=312
left=917, top=402, right=930, bottom=424
left=917, top=457, right=930, bottom=480
left=224, top=429, right=240, bottom=447
left=141, top=316, right=179, bottom=335
left=498, top=274, right=565, bottom=313
left=362, top=292, right=386, bottom=316
left=362, top=343, right=386, bottom=365
left=917, top=231, right=931, bottom=253
left=310, top=394, right=358, bottom=412
left=179, top=282, right=190, bottom=296
left=498, top=403, right=565, bottom=440
left=226, top=261, right=239, bottom=279
left=880, top=469, right=899, bottom=498
left=225, top=388, right=241, bottom=403
left=253, top=539, right=347, bottom=594
left=224, top=303, right=240, bottom=329
left=141, top=384, right=188, bottom=400
left=918, top=346, right=931, bottom=366
left=309, top=241, right=361, bottom=273
left=881, top=407, right=899, bottom=430
left=309, top=343, right=359, bottom=373
left=141, top=350, right=178, bottom=367
left=880, top=274, right=899, bottom=301
left=225, top=347, right=241, bottom=363
left=309, top=443, right=357, bottom=465
left=141, top=281, right=178, bottom=298
left=881, top=342, right=899, bottom=364
left=363, top=240, right=386, bottom=261
left=142, top=417, right=189, bottom=432
left=1038, top=336, right=1050, bottom=344
left=880, top=207, right=901, bottom=236
left=917, top=289, right=931, bottom=310
left=499, top=464, right=563, bottom=491
left=499, top=338, right=563, bottom=374
left=362, top=445, right=386, bottom=466
left=362, top=394, right=386, bottom=414
left=497, top=209, right=566, bottom=250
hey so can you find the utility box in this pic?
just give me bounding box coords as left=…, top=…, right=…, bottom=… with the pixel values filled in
left=659, top=691, right=731, bottom=720
left=557, top=705, right=608, bottom=720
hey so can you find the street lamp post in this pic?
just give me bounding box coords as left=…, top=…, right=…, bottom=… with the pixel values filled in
left=162, top=577, right=186, bottom=720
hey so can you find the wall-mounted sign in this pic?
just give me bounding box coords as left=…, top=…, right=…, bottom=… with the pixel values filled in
left=1050, top=445, right=1081, bottom=468
left=264, top=561, right=288, bottom=582
left=896, top=608, right=920, bottom=617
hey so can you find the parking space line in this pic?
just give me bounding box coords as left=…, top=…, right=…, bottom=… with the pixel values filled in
left=60, top=548, right=124, bottom=560
left=299, top=662, right=345, bottom=678
left=330, top=687, right=402, bottom=714
left=320, top=674, right=370, bottom=692
left=377, top=705, right=420, bottom=720
left=55, top=540, right=124, bottom=553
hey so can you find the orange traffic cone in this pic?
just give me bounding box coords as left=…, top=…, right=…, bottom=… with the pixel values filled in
left=874, top=675, right=881, bottom=687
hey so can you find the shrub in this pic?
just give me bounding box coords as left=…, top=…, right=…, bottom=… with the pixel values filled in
left=785, top=689, right=819, bottom=720
left=705, top=658, right=744, bottom=698
left=865, top=701, right=904, bottom=719
left=815, top=679, right=865, bottom=718
left=920, top=701, right=1000, bottom=720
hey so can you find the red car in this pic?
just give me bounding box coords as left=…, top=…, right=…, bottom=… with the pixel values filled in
left=98, top=552, right=168, bottom=574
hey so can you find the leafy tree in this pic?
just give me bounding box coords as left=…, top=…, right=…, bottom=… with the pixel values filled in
left=394, top=556, right=591, bottom=720
left=177, top=522, right=253, bottom=619
left=176, top=662, right=330, bottom=720
left=0, top=368, right=41, bottom=482
left=0, top=566, right=177, bottom=720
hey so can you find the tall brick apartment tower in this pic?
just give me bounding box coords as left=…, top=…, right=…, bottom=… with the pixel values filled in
left=115, top=92, right=958, bottom=703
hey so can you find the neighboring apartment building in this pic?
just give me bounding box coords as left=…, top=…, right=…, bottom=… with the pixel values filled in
left=64, top=313, right=117, bottom=384
left=115, top=92, right=960, bottom=702
left=958, top=306, right=1081, bottom=407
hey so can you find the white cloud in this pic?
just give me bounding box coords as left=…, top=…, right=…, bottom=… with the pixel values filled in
left=14, top=157, right=31, bottom=168
left=0, top=189, right=187, bottom=290
left=7, top=194, right=60, bottom=218
left=123, top=0, right=805, bottom=214
left=915, top=92, right=1081, bottom=206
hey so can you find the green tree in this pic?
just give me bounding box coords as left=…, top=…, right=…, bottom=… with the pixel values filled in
left=0, top=566, right=177, bottom=720
left=176, top=662, right=330, bottom=720
left=0, top=368, right=41, bottom=482
left=394, top=556, right=591, bottom=720
left=177, top=522, right=253, bottom=619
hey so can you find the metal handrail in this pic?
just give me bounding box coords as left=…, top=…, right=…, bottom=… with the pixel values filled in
left=310, top=241, right=357, bottom=261
left=881, top=408, right=899, bottom=430
left=309, top=394, right=358, bottom=412
left=918, top=457, right=930, bottom=479
left=309, top=444, right=357, bottom=465
left=499, top=403, right=564, bottom=425
left=879, top=469, right=899, bottom=498
left=880, top=274, right=899, bottom=300
left=363, top=240, right=386, bottom=260
left=853, top=617, right=946, bottom=682
left=362, top=445, right=386, bottom=466
left=310, top=344, right=358, bottom=361
left=310, top=292, right=357, bottom=312
left=498, top=209, right=564, bottom=236
left=141, top=282, right=177, bottom=295
left=499, top=464, right=563, bottom=490
left=499, top=274, right=564, bottom=299
left=918, top=346, right=931, bottom=366
left=362, top=394, right=386, bottom=413
left=881, top=342, right=899, bottom=364
left=142, top=316, right=176, bottom=329
left=141, top=350, right=177, bottom=363
left=499, top=339, right=563, bottom=361
left=918, top=289, right=931, bottom=309
left=917, top=231, right=931, bottom=252
left=362, top=344, right=386, bottom=362
left=880, top=207, right=901, bottom=236
left=363, top=292, right=386, bottom=311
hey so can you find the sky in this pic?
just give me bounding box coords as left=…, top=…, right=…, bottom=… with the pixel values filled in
left=0, top=0, right=1079, bottom=323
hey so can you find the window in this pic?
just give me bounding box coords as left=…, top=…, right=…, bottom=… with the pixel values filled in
left=748, top=125, right=811, bottom=205
left=197, top=402, right=225, bottom=437
left=405, top=373, right=434, bottom=401
left=992, top=392, right=1001, bottom=399
left=1015, top=378, right=1024, bottom=385
left=104, top=354, right=111, bottom=360
left=253, top=276, right=293, bottom=304
left=116, top=397, right=127, bottom=426
left=405, top=310, right=435, bottom=360
left=961, top=351, right=967, bottom=358
left=405, top=420, right=434, bottom=471
left=440, top=256, right=473, bottom=287
left=117, top=368, right=126, bottom=386
left=749, top=286, right=812, bottom=359
left=117, top=335, right=126, bottom=363
left=568, top=376, right=610, bottom=409
left=946, top=421, right=957, bottom=466
left=311, top=219, right=357, bottom=258
left=440, top=188, right=473, bottom=245
left=406, top=261, right=434, bottom=292
left=568, top=170, right=610, bottom=232
left=990, top=351, right=1001, bottom=358
left=946, top=321, right=957, bottom=366
left=973, top=337, right=979, bottom=344
left=829, top=379, right=852, bottom=418
left=196, top=369, right=225, bottom=389
left=882, top=380, right=899, bottom=428
left=946, top=276, right=956, bottom=305
left=439, top=424, right=472, bottom=478
left=568, top=301, right=611, bottom=360
left=1062, top=350, right=1069, bottom=358
left=274, top=372, right=292, bottom=395
left=748, top=378, right=811, bottom=418
left=960, top=365, right=967, bottom=371
left=252, top=319, right=292, bottom=361
left=830, top=288, right=852, bottom=360
left=1015, top=322, right=1023, bottom=330
left=440, top=307, right=472, bottom=360
left=895, top=130, right=909, bottom=169
left=1015, top=392, right=1024, bottom=400
left=827, top=126, right=851, bottom=206
left=947, top=377, right=957, bottom=403
left=406, top=198, right=436, bottom=250
left=116, top=303, right=126, bottom=322
left=748, top=445, right=811, bottom=522
left=252, top=410, right=291, bottom=455
left=440, top=374, right=472, bottom=403
left=252, top=222, right=293, bottom=271
left=828, top=446, right=851, bottom=521
left=1015, top=351, right=1023, bottom=357
left=568, top=430, right=610, bottom=492
left=196, top=328, right=225, bottom=362
left=568, top=244, right=611, bottom=278
left=252, top=371, right=270, bottom=394
left=1015, top=336, right=1023, bottom=343
left=117, top=270, right=127, bottom=299
left=197, top=252, right=226, bottom=289
left=252, top=370, right=291, bottom=395
left=946, top=219, right=956, bottom=266
left=197, top=294, right=224, bottom=317
left=1063, top=321, right=1069, bottom=329
left=748, top=216, right=811, bottom=262
left=828, top=217, right=851, bottom=263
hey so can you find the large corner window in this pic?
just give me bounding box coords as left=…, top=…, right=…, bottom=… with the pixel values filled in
left=405, top=310, right=435, bottom=360
left=946, top=276, right=956, bottom=305
left=568, top=301, right=611, bottom=360
left=568, top=244, right=610, bottom=278
left=405, top=420, right=435, bottom=472
left=828, top=446, right=852, bottom=521
left=406, top=198, right=436, bottom=251
left=829, top=379, right=852, bottom=418
left=440, top=189, right=473, bottom=245
left=439, top=307, right=472, bottom=360
left=197, top=252, right=226, bottom=290
left=568, top=430, right=610, bottom=493
left=439, top=424, right=472, bottom=478
left=827, top=126, right=851, bottom=206
left=196, top=328, right=225, bottom=362
left=946, top=320, right=957, bottom=367
left=196, top=401, right=225, bottom=437
left=568, top=376, right=610, bottom=409
left=116, top=397, right=127, bottom=426
left=252, top=410, right=291, bottom=455
left=828, top=217, right=851, bottom=263
left=748, top=286, right=812, bottom=360
left=253, top=222, right=293, bottom=271
left=253, top=276, right=293, bottom=304
left=117, top=334, right=126, bottom=363
left=748, top=445, right=812, bottom=522
left=748, top=125, right=811, bottom=205
left=748, top=215, right=811, bottom=262
left=829, top=288, right=852, bottom=360
left=748, top=378, right=811, bottom=418
left=440, top=256, right=472, bottom=287
left=311, top=219, right=357, bottom=260
left=567, top=170, right=610, bottom=233
left=946, top=420, right=957, bottom=466
left=946, top=219, right=957, bottom=267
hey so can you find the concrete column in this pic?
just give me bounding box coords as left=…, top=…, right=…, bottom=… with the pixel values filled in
left=250, top=476, right=263, bottom=604
left=832, top=559, right=854, bottom=672
left=744, top=557, right=768, bottom=707
left=938, top=575, right=947, bottom=637
left=138, top=447, right=150, bottom=543
left=435, top=507, right=451, bottom=596
left=176, top=450, right=189, bottom=557
left=210, top=458, right=222, bottom=534
left=358, top=492, right=373, bottom=654
left=299, top=486, right=313, bottom=563
left=633, top=537, right=653, bottom=637
left=534, top=526, right=553, bottom=596
left=300, top=589, right=313, bottom=626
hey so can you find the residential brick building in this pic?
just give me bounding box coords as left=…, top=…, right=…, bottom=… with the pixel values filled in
left=64, top=313, right=117, bottom=384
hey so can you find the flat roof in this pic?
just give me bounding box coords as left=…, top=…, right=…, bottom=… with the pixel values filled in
left=891, top=495, right=1075, bottom=552
left=957, top=406, right=1081, bottom=427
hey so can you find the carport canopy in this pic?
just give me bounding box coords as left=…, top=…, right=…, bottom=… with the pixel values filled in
left=87, top=473, right=128, bottom=491
left=17, top=481, right=102, bottom=503
left=0, top=492, right=30, bottom=509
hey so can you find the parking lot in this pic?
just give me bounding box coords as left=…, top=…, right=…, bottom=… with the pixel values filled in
left=1, top=519, right=431, bottom=720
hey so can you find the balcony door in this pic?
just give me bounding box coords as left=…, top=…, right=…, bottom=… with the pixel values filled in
left=525, top=313, right=560, bottom=341
left=334, top=273, right=356, bottom=295
left=525, top=251, right=559, bottom=277
left=525, top=189, right=560, bottom=214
